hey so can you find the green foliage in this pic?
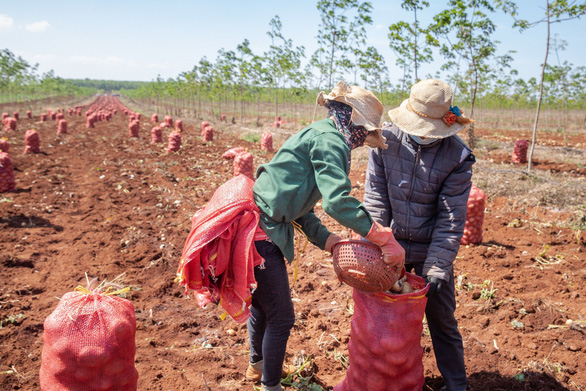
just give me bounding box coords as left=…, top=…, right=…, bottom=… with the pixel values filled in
left=241, top=133, right=261, bottom=143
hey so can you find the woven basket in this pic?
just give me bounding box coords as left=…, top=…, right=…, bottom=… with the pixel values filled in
left=332, top=239, right=402, bottom=292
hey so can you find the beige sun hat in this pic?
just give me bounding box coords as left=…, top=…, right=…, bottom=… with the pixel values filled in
left=316, top=81, right=387, bottom=148
left=316, top=81, right=384, bottom=131
left=388, top=79, right=473, bottom=139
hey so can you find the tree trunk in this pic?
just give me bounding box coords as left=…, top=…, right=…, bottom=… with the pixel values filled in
left=528, top=1, right=550, bottom=173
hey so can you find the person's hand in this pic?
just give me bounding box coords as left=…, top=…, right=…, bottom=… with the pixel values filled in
left=325, top=233, right=342, bottom=253
left=365, top=221, right=405, bottom=269
left=425, top=276, right=443, bottom=297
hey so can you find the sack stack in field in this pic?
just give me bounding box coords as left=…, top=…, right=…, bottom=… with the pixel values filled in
left=150, top=126, right=162, bottom=144
left=203, top=126, right=214, bottom=142
left=0, top=152, right=16, bottom=193
left=23, top=129, right=41, bottom=154
left=166, top=131, right=182, bottom=153
left=260, top=131, right=274, bottom=152
left=0, top=138, right=9, bottom=153
left=461, top=183, right=485, bottom=245
left=57, top=120, right=68, bottom=134
left=334, top=275, right=429, bottom=391
left=233, top=151, right=254, bottom=179
left=511, top=139, right=529, bottom=164
left=40, top=286, right=138, bottom=391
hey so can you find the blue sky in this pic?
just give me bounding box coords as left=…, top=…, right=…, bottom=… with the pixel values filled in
left=1, top=1, right=584, bottom=84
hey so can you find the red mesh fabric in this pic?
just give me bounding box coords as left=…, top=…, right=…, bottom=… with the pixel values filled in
left=0, top=138, right=9, bottom=153
left=151, top=113, right=158, bottom=123
left=1, top=112, right=7, bottom=120
left=150, top=126, right=162, bottom=144
left=41, top=113, right=47, bottom=122
left=176, top=174, right=263, bottom=323
left=26, top=110, right=32, bottom=119
left=175, top=119, right=183, bottom=131
left=128, top=120, right=139, bottom=138
left=461, top=183, right=485, bottom=245
left=56, top=113, right=64, bottom=121
left=39, top=289, right=138, bottom=391
left=13, top=112, right=19, bottom=120
left=334, top=273, right=429, bottom=391
left=222, top=147, right=246, bottom=160
left=57, top=120, right=68, bottom=134
left=233, top=152, right=254, bottom=179
left=0, top=152, right=16, bottom=193
left=201, top=121, right=209, bottom=133
left=23, top=129, right=41, bottom=154
left=260, top=131, right=274, bottom=152
left=164, top=115, right=173, bottom=127
left=203, top=126, right=214, bottom=141
left=4, top=118, right=16, bottom=131
left=166, top=131, right=182, bottom=153
left=511, top=139, right=529, bottom=164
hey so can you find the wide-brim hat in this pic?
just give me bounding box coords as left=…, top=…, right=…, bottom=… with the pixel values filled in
left=316, top=81, right=383, bottom=132
left=388, top=79, right=472, bottom=139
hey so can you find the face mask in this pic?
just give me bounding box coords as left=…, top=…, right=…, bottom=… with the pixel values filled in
left=409, top=135, right=438, bottom=145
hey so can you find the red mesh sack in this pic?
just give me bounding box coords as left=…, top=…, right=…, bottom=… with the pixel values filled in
left=175, top=119, right=183, bottom=131
left=233, top=152, right=254, bottom=179
left=201, top=121, right=209, bottom=133
left=13, top=111, right=19, bottom=120
left=166, top=131, right=182, bottom=153
left=164, top=115, right=173, bottom=127
left=151, top=113, right=158, bottom=123
left=41, top=113, right=47, bottom=122
left=5, top=118, right=16, bottom=131
left=128, top=120, right=139, bottom=138
left=260, top=131, right=274, bottom=152
left=203, top=126, right=214, bottom=141
left=150, top=126, right=162, bottom=144
left=40, top=287, right=138, bottom=391
left=511, top=139, right=529, bottom=164
left=24, top=129, right=41, bottom=154
left=27, top=110, right=32, bottom=119
left=461, top=183, right=485, bottom=245
left=0, top=152, right=16, bottom=193
left=0, top=138, right=9, bottom=153
left=1, top=112, right=8, bottom=121
left=334, top=274, right=429, bottom=391
left=56, top=113, right=64, bottom=121
left=222, top=147, right=246, bottom=160
left=57, top=119, right=68, bottom=134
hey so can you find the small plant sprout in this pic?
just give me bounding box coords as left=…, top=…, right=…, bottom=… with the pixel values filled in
left=533, top=244, right=564, bottom=270
left=480, top=280, right=497, bottom=301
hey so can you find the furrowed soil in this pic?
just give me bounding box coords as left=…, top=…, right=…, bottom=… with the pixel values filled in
left=1, top=101, right=585, bottom=391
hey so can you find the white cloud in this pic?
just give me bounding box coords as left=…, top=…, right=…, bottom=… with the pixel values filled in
left=26, top=21, right=50, bottom=32
left=0, top=14, right=14, bottom=29
left=70, top=55, right=135, bottom=66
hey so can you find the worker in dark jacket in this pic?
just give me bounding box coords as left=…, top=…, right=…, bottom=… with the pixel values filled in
left=248, top=81, right=405, bottom=391
left=363, top=79, right=475, bottom=391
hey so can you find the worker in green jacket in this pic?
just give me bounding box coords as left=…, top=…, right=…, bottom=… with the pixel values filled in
left=245, top=81, right=405, bottom=391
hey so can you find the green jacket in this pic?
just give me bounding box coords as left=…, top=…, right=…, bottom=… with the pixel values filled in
left=253, top=118, right=374, bottom=262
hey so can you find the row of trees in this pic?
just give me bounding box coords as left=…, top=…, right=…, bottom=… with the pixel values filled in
left=0, top=49, right=96, bottom=105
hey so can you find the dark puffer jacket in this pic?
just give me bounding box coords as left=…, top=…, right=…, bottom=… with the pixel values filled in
left=364, top=123, right=475, bottom=283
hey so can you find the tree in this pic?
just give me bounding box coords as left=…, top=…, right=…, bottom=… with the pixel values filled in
left=496, top=0, right=586, bottom=171
left=264, top=16, right=305, bottom=124
left=431, top=0, right=500, bottom=150
left=312, top=0, right=373, bottom=90
left=388, top=0, right=436, bottom=94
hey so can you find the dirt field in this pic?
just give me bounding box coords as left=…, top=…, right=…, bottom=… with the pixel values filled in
left=1, top=99, right=585, bottom=391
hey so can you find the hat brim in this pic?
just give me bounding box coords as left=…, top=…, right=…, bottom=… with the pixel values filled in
left=388, top=99, right=466, bottom=139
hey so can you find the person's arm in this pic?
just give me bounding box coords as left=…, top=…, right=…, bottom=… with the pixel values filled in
left=309, top=132, right=373, bottom=237
left=363, top=146, right=392, bottom=227
left=424, top=154, right=475, bottom=283
left=294, top=210, right=332, bottom=250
